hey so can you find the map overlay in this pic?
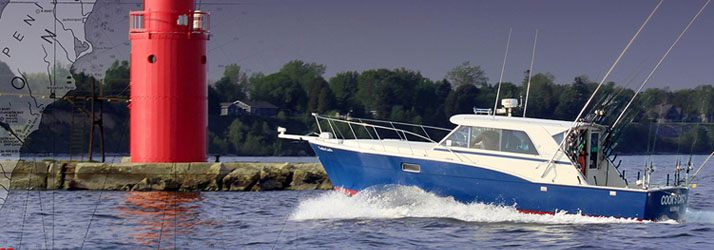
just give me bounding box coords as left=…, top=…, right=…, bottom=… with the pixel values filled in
left=0, top=0, right=231, bottom=213
left=0, top=0, right=97, bottom=210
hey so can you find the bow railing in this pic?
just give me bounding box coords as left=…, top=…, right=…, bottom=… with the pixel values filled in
left=311, top=113, right=468, bottom=162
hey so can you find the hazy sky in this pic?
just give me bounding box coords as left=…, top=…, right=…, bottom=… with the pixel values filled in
left=204, top=0, right=713, bottom=89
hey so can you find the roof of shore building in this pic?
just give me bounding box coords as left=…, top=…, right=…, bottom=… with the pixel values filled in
left=222, top=100, right=279, bottom=109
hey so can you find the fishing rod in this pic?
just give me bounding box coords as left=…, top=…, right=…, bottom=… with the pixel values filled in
left=683, top=114, right=703, bottom=184
left=601, top=0, right=710, bottom=169
left=611, top=0, right=711, bottom=129
left=672, top=106, right=690, bottom=185
left=593, top=64, right=651, bottom=128
left=541, top=0, right=663, bottom=178
left=688, top=150, right=714, bottom=185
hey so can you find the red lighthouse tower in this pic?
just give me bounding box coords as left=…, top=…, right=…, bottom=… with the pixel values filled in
left=129, top=0, right=209, bottom=162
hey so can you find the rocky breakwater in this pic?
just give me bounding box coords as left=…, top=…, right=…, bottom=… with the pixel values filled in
left=7, top=161, right=332, bottom=192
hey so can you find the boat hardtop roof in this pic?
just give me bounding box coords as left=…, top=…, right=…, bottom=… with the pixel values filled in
left=449, top=114, right=602, bottom=135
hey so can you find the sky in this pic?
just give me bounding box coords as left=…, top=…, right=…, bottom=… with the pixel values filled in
left=202, top=0, right=714, bottom=90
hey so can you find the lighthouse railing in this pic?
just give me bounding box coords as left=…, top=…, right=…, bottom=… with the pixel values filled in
left=129, top=11, right=210, bottom=34
left=129, top=11, right=145, bottom=33
left=191, top=11, right=210, bottom=33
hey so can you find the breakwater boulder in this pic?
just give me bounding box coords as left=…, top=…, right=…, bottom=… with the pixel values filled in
left=8, top=161, right=51, bottom=190
left=222, top=166, right=260, bottom=191
left=7, top=161, right=332, bottom=192
left=219, top=163, right=332, bottom=191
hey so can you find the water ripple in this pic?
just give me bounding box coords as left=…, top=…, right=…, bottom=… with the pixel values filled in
left=0, top=184, right=711, bottom=248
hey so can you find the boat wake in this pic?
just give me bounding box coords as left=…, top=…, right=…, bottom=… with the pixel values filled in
left=290, top=185, right=653, bottom=224
left=683, top=209, right=714, bottom=224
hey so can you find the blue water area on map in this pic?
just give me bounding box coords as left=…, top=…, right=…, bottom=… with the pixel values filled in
left=0, top=155, right=712, bottom=249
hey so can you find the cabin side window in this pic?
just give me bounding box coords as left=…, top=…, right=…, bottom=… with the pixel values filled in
left=443, top=126, right=470, bottom=148
left=444, top=126, right=537, bottom=155
left=469, top=127, right=501, bottom=151
left=552, top=132, right=564, bottom=145
left=501, top=130, right=538, bottom=155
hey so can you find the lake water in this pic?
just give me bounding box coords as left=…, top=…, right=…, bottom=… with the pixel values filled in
left=0, top=155, right=713, bottom=249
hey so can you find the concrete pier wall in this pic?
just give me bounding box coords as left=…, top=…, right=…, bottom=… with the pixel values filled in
left=4, top=161, right=332, bottom=191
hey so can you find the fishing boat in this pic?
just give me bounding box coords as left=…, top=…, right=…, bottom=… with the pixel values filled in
left=277, top=0, right=714, bottom=221
left=278, top=104, right=689, bottom=221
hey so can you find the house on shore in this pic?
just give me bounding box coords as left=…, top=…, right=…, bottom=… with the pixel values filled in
left=221, top=100, right=279, bottom=117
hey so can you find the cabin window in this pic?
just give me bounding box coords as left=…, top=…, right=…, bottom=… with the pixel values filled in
left=552, top=132, right=564, bottom=145
left=443, top=126, right=469, bottom=148
left=469, top=127, right=501, bottom=151
left=444, top=126, right=537, bottom=155
left=590, top=132, right=599, bottom=169
left=501, top=130, right=538, bottom=155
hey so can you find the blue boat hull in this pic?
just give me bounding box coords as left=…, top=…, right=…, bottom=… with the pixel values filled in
left=310, top=143, right=688, bottom=221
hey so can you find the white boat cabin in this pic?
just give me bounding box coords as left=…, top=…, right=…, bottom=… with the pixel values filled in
left=442, top=114, right=627, bottom=188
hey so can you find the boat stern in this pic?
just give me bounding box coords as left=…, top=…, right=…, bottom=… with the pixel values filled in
left=644, top=187, right=688, bottom=221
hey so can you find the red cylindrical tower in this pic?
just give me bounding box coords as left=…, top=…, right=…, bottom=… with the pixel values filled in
left=129, top=0, right=209, bottom=162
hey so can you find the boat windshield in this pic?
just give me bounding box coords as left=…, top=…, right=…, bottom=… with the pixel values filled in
left=443, top=126, right=469, bottom=147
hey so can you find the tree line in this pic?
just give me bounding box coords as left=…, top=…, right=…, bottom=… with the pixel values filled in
left=19, top=60, right=714, bottom=156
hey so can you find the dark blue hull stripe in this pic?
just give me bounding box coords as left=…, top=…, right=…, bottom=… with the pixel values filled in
left=312, top=143, right=688, bottom=221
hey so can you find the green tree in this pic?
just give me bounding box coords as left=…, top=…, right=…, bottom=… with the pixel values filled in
left=210, top=135, right=229, bottom=154
left=446, top=61, right=488, bottom=89
left=214, top=64, right=249, bottom=102
left=307, top=77, right=331, bottom=113
left=689, top=126, right=710, bottom=153
left=104, top=60, right=130, bottom=96
left=445, top=84, right=479, bottom=117
left=227, top=119, right=244, bottom=152
left=412, top=80, right=436, bottom=115
left=279, top=60, right=326, bottom=92
left=251, top=72, right=307, bottom=112
left=522, top=73, right=558, bottom=118
left=554, top=76, right=591, bottom=120
left=430, top=79, right=453, bottom=126
left=276, top=111, right=287, bottom=122
left=374, top=83, right=396, bottom=119
left=391, top=68, right=426, bottom=108
left=240, top=121, right=271, bottom=155
left=329, top=71, right=360, bottom=113
left=317, top=87, right=336, bottom=114
left=68, top=71, right=95, bottom=95
left=208, top=85, right=221, bottom=115
left=357, top=69, right=392, bottom=112
left=639, top=88, right=670, bottom=121
left=361, top=68, right=429, bottom=119
left=693, top=85, right=714, bottom=121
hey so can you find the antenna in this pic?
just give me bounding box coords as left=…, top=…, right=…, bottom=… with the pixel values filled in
left=493, top=28, right=512, bottom=116
left=523, top=29, right=539, bottom=118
